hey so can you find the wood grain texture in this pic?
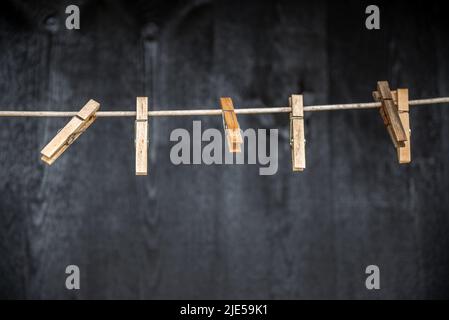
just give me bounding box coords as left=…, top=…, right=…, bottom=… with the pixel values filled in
left=375, top=89, right=411, bottom=163
left=40, top=100, right=99, bottom=165
left=220, top=97, right=239, bottom=129
left=396, top=89, right=411, bottom=164
left=220, top=97, right=242, bottom=153
left=290, top=94, right=305, bottom=171
left=135, top=97, right=148, bottom=175
left=377, top=81, right=407, bottom=145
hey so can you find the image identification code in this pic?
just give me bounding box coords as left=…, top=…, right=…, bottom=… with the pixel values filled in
left=180, top=304, right=268, bottom=317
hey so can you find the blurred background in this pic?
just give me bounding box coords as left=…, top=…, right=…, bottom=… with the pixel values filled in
left=0, top=0, right=449, bottom=299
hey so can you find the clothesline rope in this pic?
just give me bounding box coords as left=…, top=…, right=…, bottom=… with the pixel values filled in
left=0, top=97, right=448, bottom=118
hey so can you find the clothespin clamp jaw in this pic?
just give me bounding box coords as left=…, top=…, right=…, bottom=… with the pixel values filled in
left=220, top=97, right=243, bottom=153
left=135, top=97, right=149, bottom=176
left=289, top=94, right=306, bottom=172
left=373, top=81, right=411, bottom=164
left=40, top=99, right=100, bottom=165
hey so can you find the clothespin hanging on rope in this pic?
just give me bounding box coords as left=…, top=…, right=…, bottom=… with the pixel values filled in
left=289, top=94, right=306, bottom=171
left=220, top=97, right=242, bottom=153
left=135, top=97, right=149, bottom=175
left=40, top=99, right=100, bottom=165
left=373, top=81, right=411, bottom=163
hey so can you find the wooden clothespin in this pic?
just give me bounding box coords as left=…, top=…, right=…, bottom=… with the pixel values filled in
left=135, top=97, right=148, bottom=175
left=373, top=81, right=411, bottom=163
left=220, top=97, right=242, bottom=153
left=41, top=99, right=100, bottom=165
left=289, top=94, right=306, bottom=171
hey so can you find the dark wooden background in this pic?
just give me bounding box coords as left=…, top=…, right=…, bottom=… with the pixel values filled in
left=1, top=0, right=448, bottom=299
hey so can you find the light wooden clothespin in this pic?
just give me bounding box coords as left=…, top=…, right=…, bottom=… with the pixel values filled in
left=40, top=99, right=100, bottom=165
left=289, top=94, right=306, bottom=171
left=373, top=81, right=411, bottom=163
left=135, top=97, right=149, bottom=175
left=220, top=97, right=242, bottom=153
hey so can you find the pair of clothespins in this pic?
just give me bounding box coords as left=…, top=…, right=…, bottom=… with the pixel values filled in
left=373, top=81, right=411, bottom=163
left=41, top=97, right=150, bottom=176
left=219, top=95, right=306, bottom=171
